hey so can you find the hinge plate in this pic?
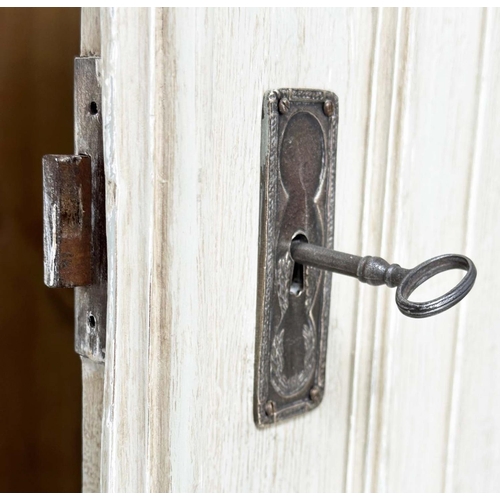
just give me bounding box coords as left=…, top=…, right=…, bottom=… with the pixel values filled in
left=74, top=57, right=107, bottom=363
left=42, top=57, right=106, bottom=363
left=254, top=89, right=338, bottom=426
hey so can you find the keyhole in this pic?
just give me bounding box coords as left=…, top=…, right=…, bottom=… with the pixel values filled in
left=290, top=234, right=308, bottom=296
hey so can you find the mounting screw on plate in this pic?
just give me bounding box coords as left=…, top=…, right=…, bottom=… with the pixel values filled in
left=264, top=400, right=276, bottom=417
left=323, top=99, right=334, bottom=117
left=309, top=385, right=321, bottom=403
left=278, top=97, right=290, bottom=114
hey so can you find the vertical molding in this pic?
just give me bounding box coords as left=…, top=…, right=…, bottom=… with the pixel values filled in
left=100, top=8, right=196, bottom=492
left=444, top=8, right=490, bottom=492
left=100, top=8, right=155, bottom=492
left=370, top=8, right=486, bottom=492
left=365, top=8, right=412, bottom=492
left=345, top=7, right=400, bottom=492
left=145, top=6, right=172, bottom=492
left=447, top=8, right=500, bottom=490
left=345, top=8, right=380, bottom=492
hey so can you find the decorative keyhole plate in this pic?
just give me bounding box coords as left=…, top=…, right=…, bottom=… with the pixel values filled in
left=254, top=89, right=338, bottom=426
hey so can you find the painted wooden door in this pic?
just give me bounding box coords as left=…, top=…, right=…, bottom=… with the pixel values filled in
left=81, top=7, right=500, bottom=492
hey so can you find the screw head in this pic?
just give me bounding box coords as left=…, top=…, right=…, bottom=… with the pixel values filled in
left=268, top=91, right=278, bottom=103
left=264, top=400, right=276, bottom=417
left=323, top=99, right=334, bottom=117
left=278, top=97, right=290, bottom=114
left=309, top=385, right=321, bottom=403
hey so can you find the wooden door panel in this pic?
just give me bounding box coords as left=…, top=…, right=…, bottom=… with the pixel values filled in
left=363, top=8, right=486, bottom=492
left=86, top=7, right=500, bottom=492
left=449, top=8, right=500, bottom=492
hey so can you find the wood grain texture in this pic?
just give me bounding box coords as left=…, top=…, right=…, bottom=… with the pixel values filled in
left=446, top=8, right=500, bottom=493
left=81, top=7, right=101, bottom=57
left=98, top=7, right=500, bottom=492
left=80, top=7, right=104, bottom=494
left=81, top=357, right=104, bottom=493
left=100, top=8, right=159, bottom=492
left=366, top=9, right=486, bottom=492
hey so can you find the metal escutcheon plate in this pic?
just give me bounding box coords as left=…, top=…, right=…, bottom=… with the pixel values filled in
left=254, top=89, right=338, bottom=426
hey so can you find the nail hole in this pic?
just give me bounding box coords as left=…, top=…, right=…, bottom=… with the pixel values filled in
left=89, top=101, right=98, bottom=115
left=290, top=234, right=308, bottom=296
left=88, top=314, right=96, bottom=329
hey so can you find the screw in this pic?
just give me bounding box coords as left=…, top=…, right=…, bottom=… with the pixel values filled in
left=279, top=97, right=290, bottom=114
left=323, top=99, right=334, bottom=117
left=309, top=385, right=321, bottom=403
left=265, top=400, right=276, bottom=417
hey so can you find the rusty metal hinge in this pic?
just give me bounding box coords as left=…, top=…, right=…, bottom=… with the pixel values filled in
left=43, top=57, right=106, bottom=363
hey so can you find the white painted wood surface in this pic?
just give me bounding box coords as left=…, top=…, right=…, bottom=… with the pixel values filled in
left=81, top=357, right=104, bottom=493
left=92, top=7, right=500, bottom=492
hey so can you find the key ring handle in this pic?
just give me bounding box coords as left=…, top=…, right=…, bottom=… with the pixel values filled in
left=396, top=254, right=477, bottom=318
